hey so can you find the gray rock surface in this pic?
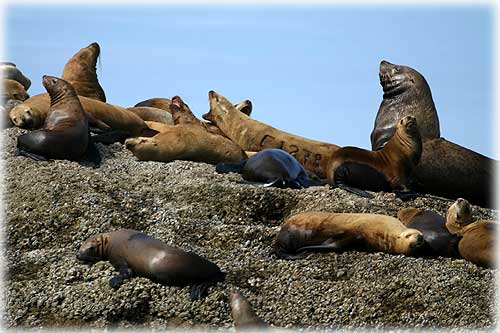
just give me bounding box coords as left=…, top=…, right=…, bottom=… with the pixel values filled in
left=3, top=127, right=497, bottom=331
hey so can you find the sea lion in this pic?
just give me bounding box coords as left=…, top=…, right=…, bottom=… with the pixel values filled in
left=411, top=138, right=496, bottom=208
left=61, top=42, right=106, bottom=102
left=229, top=290, right=268, bottom=331
left=371, top=60, right=495, bottom=208
left=445, top=197, right=474, bottom=235
left=9, top=93, right=155, bottom=138
left=2, top=79, right=29, bottom=103
left=77, top=229, right=226, bottom=300
left=274, top=211, right=424, bottom=259
left=204, top=90, right=339, bottom=178
left=134, top=98, right=172, bottom=112
left=126, top=106, right=173, bottom=124
left=397, top=207, right=461, bottom=257
left=1, top=62, right=31, bottom=90
left=371, top=60, right=440, bottom=150
left=16, top=76, right=98, bottom=162
left=327, top=115, right=422, bottom=199
left=216, top=148, right=317, bottom=189
left=125, top=122, right=247, bottom=164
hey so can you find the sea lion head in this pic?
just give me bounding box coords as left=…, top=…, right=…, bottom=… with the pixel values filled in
left=234, top=99, right=252, bottom=116
left=395, top=228, right=424, bottom=256
left=76, top=233, right=110, bottom=265
left=9, top=104, right=44, bottom=129
left=204, top=90, right=236, bottom=123
left=379, top=60, right=430, bottom=98
left=42, top=75, right=77, bottom=103
left=392, top=115, right=422, bottom=164
left=445, top=198, right=474, bottom=234
left=63, top=42, right=100, bottom=79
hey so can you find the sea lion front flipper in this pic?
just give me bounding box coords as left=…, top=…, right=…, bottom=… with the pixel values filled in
left=394, top=190, right=419, bottom=201
left=109, top=266, right=133, bottom=289
left=91, top=130, right=132, bottom=144
left=296, top=236, right=357, bottom=253
left=215, top=160, right=247, bottom=174
left=336, top=184, right=375, bottom=199
left=16, top=148, right=49, bottom=161
left=189, top=282, right=213, bottom=301
left=81, top=140, right=102, bottom=166
left=86, top=111, right=111, bottom=131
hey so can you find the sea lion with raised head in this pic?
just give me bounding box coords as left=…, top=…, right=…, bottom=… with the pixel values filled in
left=16, top=76, right=99, bottom=163
left=327, top=115, right=422, bottom=199
left=445, top=198, right=496, bottom=268
left=1, top=62, right=31, bottom=90
left=126, top=106, right=173, bottom=124
left=216, top=148, right=317, bottom=189
left=61, top=42, right=106, bottom=102
left=77, top=229, right=226, bottom=300
left=372, top=60, right=496, bottom=208
left=371, top=60, right=440, bottom=150
left=205, top=90, right=339, bottom=177
left=229, top=290, right=268, bottom=331
left=273, top=211, right=424, bottom=259
left=397, top=207, right=461, bottom=257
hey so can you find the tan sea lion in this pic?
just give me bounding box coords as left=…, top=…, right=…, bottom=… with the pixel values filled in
left=229, top=290, right=268, bottom=330
left=134, top=97, right=172, bottom=112
left=126, top=106, right=173, bottom=124
left=77, top=229, right=226, bottom=300
left=1, top=62, right=31, bottom=90
left=2, top=79, right=29, bottom=103
left=204, top=90, right=339, bottom=177
left=125, top=122, right=247, bottom=164
left=371, top=60, right=440, bottom=150
left=445, top=197, right=474, bottom=235
left=372, top=60, right=495, bottom=208
left=327, top=115, right=422, bottom=199
left=274, top=211, right=424, bottom=259
left=9, top=93, right=156, bottom=138
left=16, top=76, right=99, bottom=163
left=61, top=42, right=106, bottom=102
left=397, top=207, right=461, bottom=257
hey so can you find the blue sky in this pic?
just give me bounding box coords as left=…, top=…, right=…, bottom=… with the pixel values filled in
left=5, top=5, right=495, bottom=158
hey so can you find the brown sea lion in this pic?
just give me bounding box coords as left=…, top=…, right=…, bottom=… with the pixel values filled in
left=2, top=79, right=29, bottom=103
left=229, top=290, right=268, bottom=331
left=216, top=148, right=317, bottom=189
left=16, top=76, right=99, bottom=163
left=204, top=90, right=339, bottom=177
left=77, top=229, right=226, bottom=300
left=327, top=115, right=422, bottom=199
left=371, top=60, right=495, bottom=208
left=61, top=42, right=106, bottom=102
left=134, top=97, right=172, bottom=112
left=1, top=62, right=31, bottom=90
left=9, top=93, right=156, bottom=138
left=445, top=197, right=474, bottom=235
left=371, top=60, right=440, bottom=150
left=125, top=122, right=247, bottom=164
left=274, top=211, right=424, bottom=259
left=397, top=207, right=461, bottom=257
left=126, top=106, right=173, bottom=124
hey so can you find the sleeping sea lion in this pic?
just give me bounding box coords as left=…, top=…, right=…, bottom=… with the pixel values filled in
left=77, top=229, right=226, bottom=300
left=1, top=62, right=31, bottom=90
left=327, top=115, right=422, bottom=199
left=134, top=98, right=172, bottom=112
left=2, top=79, right=29, bottom=127
left=204, top=90, right=339, bottom=177
left=16, top=76, right=99, bottom=163
left=229, top=290, right=268, bottom=331
left=274, top=211, right=424, bottom=259
left=126, top=106, right=173, bottom=124
left=371, top=60, right=440, bottom=150
left=397, top=207, right=461, bottom=257
left=61, top=42, right=106, bottom=102
left=216, top=148, right=317, bottom=189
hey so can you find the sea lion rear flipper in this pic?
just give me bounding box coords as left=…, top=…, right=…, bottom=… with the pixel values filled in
left=215, top=160, right=247, bottom=174
left=189, top=282, right=213, bottom=301
left=16, top=148, right=48, bottom=161
left=336, top=184, right=374, bottom=199
left=91, top=130, right=132, bottom=144
left=86, top=111, right=111, bottom=131
left=81, top=141, right=102, bottom=166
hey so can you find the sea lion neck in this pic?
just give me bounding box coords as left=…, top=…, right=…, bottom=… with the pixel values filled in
left=99, top=233, right=111, bottom=259
left=48, top=85, right=77, bottom=108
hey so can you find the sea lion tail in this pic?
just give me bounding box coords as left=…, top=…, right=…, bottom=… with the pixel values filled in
left=216, top=160, right=246, bottom=174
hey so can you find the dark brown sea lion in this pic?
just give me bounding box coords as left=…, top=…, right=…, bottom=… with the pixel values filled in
left=61, top=42, right=106, bottom=102
left=9, top=93, right=156, bottom=138
left=77, top=229, right=226, bottom=300
left=216, top=148, right=317, bottom=189
left=371, top=60, right=440, bottom=150
left=229, top=290, right=268, bottom=331
left=274, top=212, right=424, bottom=259
left=205, top=90, right=339, bottom=177
left=327, top=115, right=422, bottom=199
left=16, top=76, right=99, bottom=163
left=1, top=62, right=31, bottom=90
left=397, top=207, right=461, bottom=257
left=124, top=122, right=247, bottom=164
left=126, top=106, right=173, bottom=124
